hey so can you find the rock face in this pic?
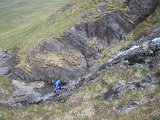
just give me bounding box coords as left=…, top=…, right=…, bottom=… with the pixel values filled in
left=101, top=79, right=157, bottom=100
left=0, top=48, right=14, bottom=76
left=64, top=0, right=159, bottom=58
left=45, top=21, right=160, bottom=104
left=64, top=11, right=132, bottom=57
left=13, top=39, right=87, bottom=83
left=127, top=0, right=159, bottom=25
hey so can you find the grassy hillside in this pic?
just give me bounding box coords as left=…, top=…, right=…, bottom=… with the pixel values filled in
left=0, top=0, right=70, bottom=49
left=0, top=0, right=127, bottom=65
left=0, top=66, right=159, bottom=120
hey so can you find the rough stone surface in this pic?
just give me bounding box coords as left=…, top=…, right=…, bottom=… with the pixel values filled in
left=0, top=49, right=14, bottom=76
left=96, top=3, right=107, bottom=13
left=23, top=91, right=42, bottom=104
left=127, top=0, right=159, bottom=25
left=13, top=90, right=27, bottom=97
left=101, top=78, right=158, bottom=100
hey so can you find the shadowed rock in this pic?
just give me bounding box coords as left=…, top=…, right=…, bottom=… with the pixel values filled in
left=0, top=48, right=14, bottom=76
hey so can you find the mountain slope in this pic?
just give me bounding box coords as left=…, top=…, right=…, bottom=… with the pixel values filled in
left=0, top=0, right=160, bottom=120
left=0, top=0, right=70, bottom=49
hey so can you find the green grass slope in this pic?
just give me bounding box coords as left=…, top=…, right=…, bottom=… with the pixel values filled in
left=0, top=0, right=70, bottom=49
left=0, top=0, right=127, bottom=64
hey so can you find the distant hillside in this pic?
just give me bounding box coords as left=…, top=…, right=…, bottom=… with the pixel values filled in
left=0, top=0, right=70, bottom=49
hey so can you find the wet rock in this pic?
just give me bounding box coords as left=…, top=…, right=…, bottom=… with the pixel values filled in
left=13, top=90, right=27, bottom=97
left=23, top=91, right=42, bottom=104
left=100, top=36, right=160, bottom=68
left=96, top=3, right=107, bottom=13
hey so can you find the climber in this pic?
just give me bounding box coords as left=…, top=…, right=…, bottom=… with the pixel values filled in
left=52, top=80, right=62, bottom=92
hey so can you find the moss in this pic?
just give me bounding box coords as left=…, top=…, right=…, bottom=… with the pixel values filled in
left=88, top=37, right=99, bottom=48
left=0, top=76, right=14, bottom=99
left=15, top=61, right=33, bottom=72
left=34, top=52, right=66, bottom=68
left=155, top=87, right=160, bottom=95
left=0, top=76, right=13, bottom=88
left=65, top=50, right=85, bottom=66
left=139, top=67, right=149, bottom=75
left=33, top=50, right=84, bottom=68
left=132, top=6, right=160, bottom=39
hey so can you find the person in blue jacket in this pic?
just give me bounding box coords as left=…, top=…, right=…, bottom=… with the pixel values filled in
left=53, top=80, right=62, bottom=92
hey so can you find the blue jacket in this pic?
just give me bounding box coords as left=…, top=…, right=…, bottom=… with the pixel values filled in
left=53, top=80, right=62, bottom=92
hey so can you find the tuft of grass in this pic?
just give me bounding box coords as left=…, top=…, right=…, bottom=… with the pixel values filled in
left=132, top=6, right=160, bottom=39
left=155, top=87, right=160, bottom=95
left=0, top=76, right=13, bottom=88
left=0, top=76, right=14, bottom=99
left=32, top=50, right=84, bottom=68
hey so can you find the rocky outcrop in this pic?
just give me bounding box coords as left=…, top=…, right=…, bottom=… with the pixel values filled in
left=64, top=0, right=159, bottom=58
left=13, top=0, right=159, bottom=84
left=127, top=0, right=159, bottom=25
left=101, top=79, right=157, bottom=100
left=0, top=48, right=14, bottom=76
left=13, top=39, right=87, bottom=83
left=43, top=22, right=160, bottom=104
